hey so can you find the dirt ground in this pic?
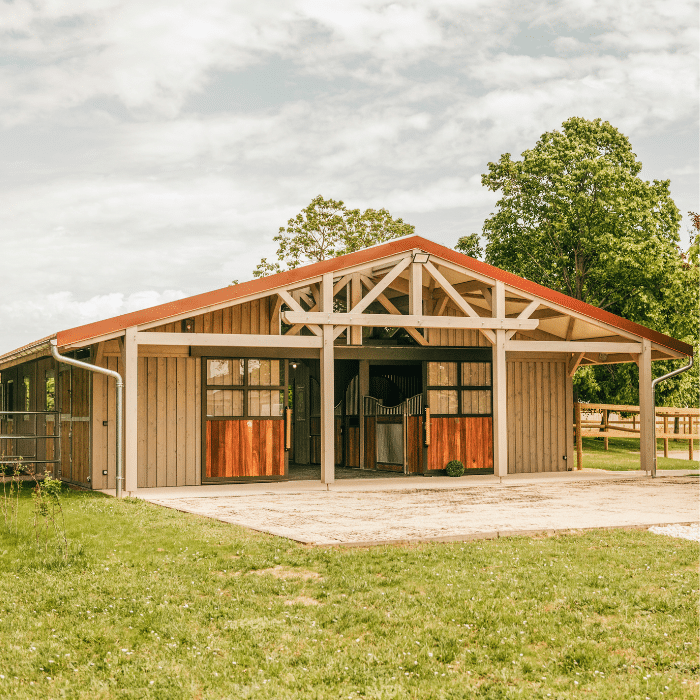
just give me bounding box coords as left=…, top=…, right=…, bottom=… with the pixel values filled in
left=143, top=474, right=699, bottom=546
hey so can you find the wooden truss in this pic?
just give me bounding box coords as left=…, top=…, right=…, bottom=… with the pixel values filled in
left=117, top=250, right=663, bottom=490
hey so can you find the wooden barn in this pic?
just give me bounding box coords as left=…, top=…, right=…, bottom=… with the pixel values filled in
left=0, top=236, right=692, bottom=492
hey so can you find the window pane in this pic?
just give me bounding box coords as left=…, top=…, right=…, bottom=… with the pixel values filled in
left=24, top=376, right=31, bottom=412
left=45, top=372, right=55, bottom=411
left=427, top=362, right=457, bottom=387
left=248, top=389, right=283, bottom=417
left=461, top=362, right=491, bottom=387
left=462, top=390, right=491, bottom=415
left=207, top=359, right=243, bottom=385
left=206, top=389, right=243, bottom=417
left=247, top=359, right=281, bottom=386
left=428, top=389, right=458, bottom=415
left=248, top=359, right=260, bottom=386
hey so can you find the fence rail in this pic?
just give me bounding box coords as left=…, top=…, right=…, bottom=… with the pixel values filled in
left=573, top=402, right=698, bottom=469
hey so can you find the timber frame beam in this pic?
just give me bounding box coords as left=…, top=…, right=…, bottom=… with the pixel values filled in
left=136, top=332, right=322, bottom=348
left=282, top=312, right=540, bottom=331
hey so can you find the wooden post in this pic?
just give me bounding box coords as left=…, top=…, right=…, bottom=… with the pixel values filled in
left=603, top=409, right=609, bottom=450
left=491, top=281, right=508, bottom=477
left=689, top=416, right=694, bottom=461
left=575, top=402, right=582, bottom=470
left=320, top=273, right=335, bottom=484
left=123, top=326, right=138, bottom=493
left=350, top=273, right=362, bottom=346
left=663, top=415, right=668, bottom=458
left=409, top=257, right=423, bottom=316
left=638, top=339, right=654, bottom=473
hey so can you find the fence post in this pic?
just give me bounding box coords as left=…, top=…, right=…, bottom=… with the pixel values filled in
left=575, top=402, right=582, bottom=470
left=663, top=415, right=668, bottom=458
left=690, top=416, right=694, bottom=461
left=603, top=409, right=609, bottom=451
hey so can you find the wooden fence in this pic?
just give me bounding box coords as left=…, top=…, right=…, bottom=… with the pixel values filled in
left=573, top=403, right=699, bottom=470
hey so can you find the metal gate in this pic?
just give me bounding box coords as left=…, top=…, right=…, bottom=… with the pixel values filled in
left=363, top=394, right=423, bottom=473
left=0, top=409, right=61, bottom=475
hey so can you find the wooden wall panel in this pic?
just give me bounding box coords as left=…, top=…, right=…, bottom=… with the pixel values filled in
left=427, top=416, right=493, bottom=471
left=206, top=419, right=284, bottom=478
left=92, top=354, right=201, bottom=489
left=506, top=358, right=571, bottom=473
left=146, top=298, right=277, bottom=336
left=426, top=306, right=488, bottom=347
left=335, top=417, right=343, bottom=466
left=364, top=417, right=376, bottom=470
left=406, top=415, right=423, bottom=474
left=346, top=426, right=360, bottom=467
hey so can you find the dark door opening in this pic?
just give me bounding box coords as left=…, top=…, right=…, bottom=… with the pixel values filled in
left=364, top=363, right=423, bottom=474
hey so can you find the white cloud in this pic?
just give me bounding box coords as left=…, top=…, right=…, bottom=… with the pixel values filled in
left=0, top=289, right=188, bottom=351
left=0, top=0, right=697, bottom=353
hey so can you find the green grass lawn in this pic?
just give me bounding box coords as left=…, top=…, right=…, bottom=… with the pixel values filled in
left=582, top=437, right=700, bottom=471
left=0, top=485, right=697, bottom=699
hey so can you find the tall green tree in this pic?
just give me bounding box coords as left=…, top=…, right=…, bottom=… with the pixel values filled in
left=253, top=195, right=414, bottom=278
left=476, top=117, right=698, bottom=406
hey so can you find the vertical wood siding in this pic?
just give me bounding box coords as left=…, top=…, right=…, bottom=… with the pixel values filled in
left=145, top=298, right=275, bottom=335
left=92, top=355, right=201, bottom=489
left=506, top=358, right=572, bottom=473
left=426, top=306, right=488, bottom=347
left=206, top=420, right=284, bottom=478
left=364, top=417, right=376, bottom=470
left=405, top=416, right=423, bottom=474
left=426, top=416, right=493, bottom=470
left=345, top=426, right=360, bottom=467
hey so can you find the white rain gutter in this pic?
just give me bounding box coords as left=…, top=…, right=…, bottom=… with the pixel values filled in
left=651, top=355, right=694, bottom=478
left=50, top=339, right=124, bottom=498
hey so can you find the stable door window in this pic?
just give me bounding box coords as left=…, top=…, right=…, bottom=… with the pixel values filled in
left=427, top=361, right=492, bottom=416
left=206, top=359, right=284, bottom=418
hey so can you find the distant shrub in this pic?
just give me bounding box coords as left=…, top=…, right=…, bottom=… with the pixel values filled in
left=445, top=460, right=464, bottom=477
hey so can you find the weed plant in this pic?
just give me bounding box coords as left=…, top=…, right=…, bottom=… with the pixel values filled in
left=0, top=486, right=696, bottom=699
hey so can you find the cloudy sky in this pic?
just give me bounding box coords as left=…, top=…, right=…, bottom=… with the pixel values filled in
left=0, top=0, right=697, bottom=353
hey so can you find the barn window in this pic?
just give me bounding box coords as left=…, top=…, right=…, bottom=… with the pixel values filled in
left=23, top=375, right=31, bottom=420
left=206, top=359, right=284, bottom=419
left=427, top=361, right=492, bottom=416
left=45, top=371, right=55, bottom=411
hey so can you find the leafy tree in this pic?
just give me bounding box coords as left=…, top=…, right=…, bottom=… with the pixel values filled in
left=252, top=195, right=414, bottom=278
left=477, top=117, right=698, bottom=406
left=687, top=211, right=700, bottom=266
left=455, top=233, right=483, bottom=259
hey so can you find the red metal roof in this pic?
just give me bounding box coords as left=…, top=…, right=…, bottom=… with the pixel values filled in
left=4, top=235, right=692, bottom=358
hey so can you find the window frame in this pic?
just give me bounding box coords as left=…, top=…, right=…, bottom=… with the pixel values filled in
left=204, top=358, right=286, bottom=420
left=426, top=360, right=493, bottom=418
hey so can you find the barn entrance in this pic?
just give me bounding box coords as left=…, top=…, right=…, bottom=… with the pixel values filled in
left=363, top=363, right=423, bottom=474
left=288, top=359, right=358, bottom=470
left=286, top=360, right=424, bottom=479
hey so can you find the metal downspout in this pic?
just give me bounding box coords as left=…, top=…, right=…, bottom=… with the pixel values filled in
left=651, top=354, right=694, bottom=478
left=50, top=340, right=124, bottom=498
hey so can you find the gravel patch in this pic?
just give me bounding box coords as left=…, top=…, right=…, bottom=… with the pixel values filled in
left=648, top=523, right=700, bottom=542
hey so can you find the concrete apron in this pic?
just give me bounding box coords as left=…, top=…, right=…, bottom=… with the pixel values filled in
left=100, top=468, right=699, bottom=500
left=100, top=470, right=700, bottom=547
